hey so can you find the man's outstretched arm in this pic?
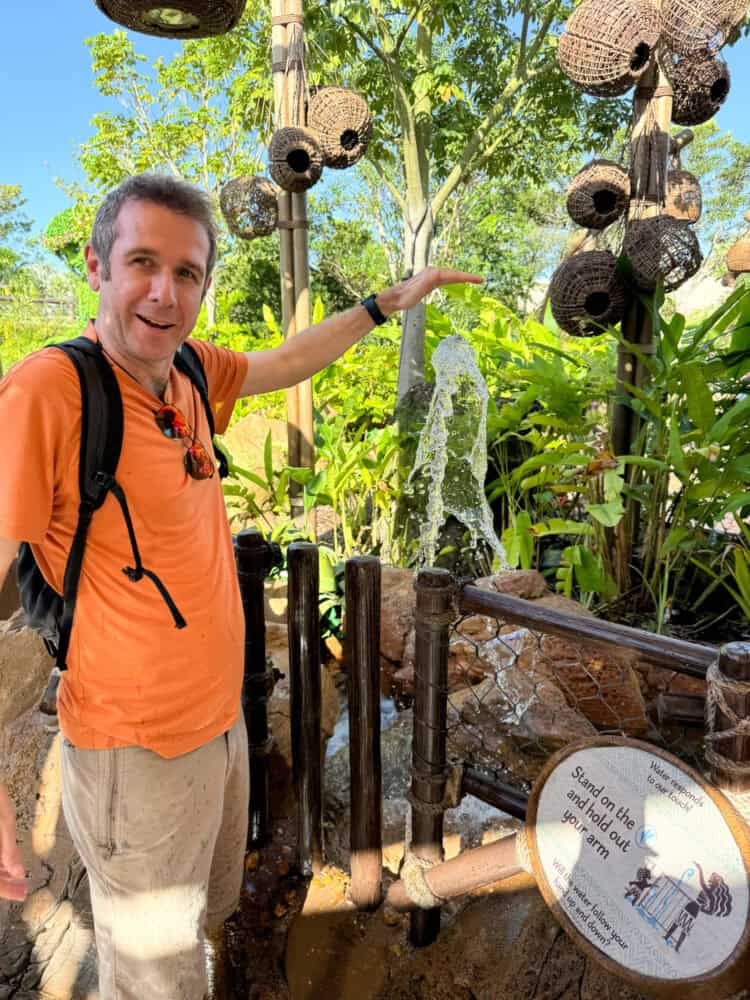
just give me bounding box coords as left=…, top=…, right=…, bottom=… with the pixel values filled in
left=0, top=535, right=26, bottom=902
left=237, top=267, right=483, bottom=398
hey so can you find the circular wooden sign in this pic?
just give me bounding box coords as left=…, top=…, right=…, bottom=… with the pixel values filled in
left=526, top=737, right=750, bottom=999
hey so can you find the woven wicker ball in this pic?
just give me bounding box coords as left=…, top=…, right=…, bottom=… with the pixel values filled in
left=220, top=176, right=278, bottom=240
left=307, top=87, right=373, bottom=170
left=661, top=0, right=745, bottom=56
left=727, top=238, right=750, bottom=273
left=549, top=251, right=626, bottom=337
left=666, top=169, right=703, bottom=224
left=669, top=56, right=731, bottom=125
left=94, top=0, right=245, bottom=37
left=622, top=217, right=703, bottom=291
left=558, top=0, right=661, bottom=97
left=566, top=160, right=631, bottom=230
left=268, top=127, right=324, bottom=193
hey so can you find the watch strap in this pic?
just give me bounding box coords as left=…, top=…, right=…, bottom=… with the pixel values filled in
left=361, top=294, right=388, bottom=326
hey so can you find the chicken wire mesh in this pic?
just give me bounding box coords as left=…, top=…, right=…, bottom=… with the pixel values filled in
left=441, top=613, right=708, bottom=799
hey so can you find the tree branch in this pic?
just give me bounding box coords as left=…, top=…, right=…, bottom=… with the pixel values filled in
left=394, top=2, right=424, bottom=53
left=340, top=13, right=390, bottom=64
left=368, top=158, right=408, bottom=214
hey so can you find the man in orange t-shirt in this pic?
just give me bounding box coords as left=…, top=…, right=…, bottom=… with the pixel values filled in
left=0, top=172, right=481, bottom=999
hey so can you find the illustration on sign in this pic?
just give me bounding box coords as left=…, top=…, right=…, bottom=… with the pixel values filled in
left=625, top=861, right=733, bottom=954
left=533, top=746, right=749, bottom=981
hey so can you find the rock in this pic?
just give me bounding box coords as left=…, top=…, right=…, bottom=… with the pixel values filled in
left=264, top=579, right=288, bottom=624
left=0, top=613, right=53, bottom=731
left=517, top=628, right=650, bottom=736
left=221, top=414, right=288, bottom=527
left=449, top=671, right=596, bottom=769
left=474, top=570, right=548, bottom=600
left=0, top=707, right=97, bottom=999
left=0, top=560, right=19, bottom=620
left=379, top=567, right=416, bottom=664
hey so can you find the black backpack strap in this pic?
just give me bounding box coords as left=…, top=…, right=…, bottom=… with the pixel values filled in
left=52, top=339, right=124, bottom=669
left=52, top=339, right=186, bottom=670
left=174, top=341, right=230, bottom=479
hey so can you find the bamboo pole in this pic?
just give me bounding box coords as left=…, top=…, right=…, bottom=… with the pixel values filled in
left=286, top=0, right=315, bottom=474
left=611, top=34, right=673, bottom=590
left=271, top=0, right=301, bottom=473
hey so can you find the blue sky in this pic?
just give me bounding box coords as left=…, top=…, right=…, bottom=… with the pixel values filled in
left=3, top=3, right=750, bottom=238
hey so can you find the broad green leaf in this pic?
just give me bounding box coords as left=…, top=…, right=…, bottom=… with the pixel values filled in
left=263, top=431, right=273, bottom=485
left=586, top=500, right=624, bottom=527
left=679, top=362, right=715, bottom=431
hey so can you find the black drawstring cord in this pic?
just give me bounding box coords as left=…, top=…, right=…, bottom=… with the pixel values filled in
left=97, top=473, right=187, bottom=630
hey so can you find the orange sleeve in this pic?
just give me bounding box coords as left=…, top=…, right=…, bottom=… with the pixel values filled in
left=187, top=340, right=249, bottom=435
left=0, top=351, right=80, bottom=543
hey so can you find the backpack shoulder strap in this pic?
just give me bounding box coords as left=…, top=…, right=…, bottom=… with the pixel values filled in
left=53, top=337, right=123, bottom=502
left=174, top=341, right=229, bottom=479
left=50, top=338, right=124, bottom=668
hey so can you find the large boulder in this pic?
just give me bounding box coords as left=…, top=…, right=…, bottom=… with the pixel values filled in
left=0, top=612, right=53, bottom=731
left=0, top=560, right=19, bottom=620
left=0, top=707, right=97, bottom=998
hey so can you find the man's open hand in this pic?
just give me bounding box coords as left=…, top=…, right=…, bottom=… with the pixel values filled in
left=0, top=784, right=27, bottom=902
left=376, top=267, right=483, bottom=317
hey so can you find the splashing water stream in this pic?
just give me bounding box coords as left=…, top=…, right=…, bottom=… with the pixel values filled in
left=408, top=334, right=509, bottom=570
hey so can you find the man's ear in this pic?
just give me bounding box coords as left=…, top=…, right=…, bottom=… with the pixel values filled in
left=84, top=243, right=103, bottom=292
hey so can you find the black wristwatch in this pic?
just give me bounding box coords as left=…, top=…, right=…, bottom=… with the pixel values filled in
left=360, top=294, right=388, bottom=326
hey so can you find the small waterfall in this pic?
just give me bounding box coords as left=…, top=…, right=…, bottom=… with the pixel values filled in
left=408, top=334, right=509, bottom=570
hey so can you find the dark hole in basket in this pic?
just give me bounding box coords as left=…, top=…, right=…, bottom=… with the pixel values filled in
left=630, top=43, right=651, bottom=72
left=585, top=291, right=610, bottom=317
left=340, top=129, right=359, bottom=151
left=593, top=189, right=618, bottom=215
left=287, top=149, right=311, bottom=173
left=711, top=77, right=730, bottom=102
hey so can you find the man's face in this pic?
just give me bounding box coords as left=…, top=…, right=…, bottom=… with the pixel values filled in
left=84, top=198, right=211, bottom=366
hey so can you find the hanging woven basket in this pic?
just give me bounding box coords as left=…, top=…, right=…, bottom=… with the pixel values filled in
left=566, top=160, right=631, bottom=230
left=558, top=0, right=661, bottom=97
left=268, top=127, right=324, bottom=193
left=669, top=56, right=731, bottom=126
left=220, top=176, right=278, bottom=240
left=666, top=169, right=703, bottom=224
left=660, top=0, right=746, bottom=57
left=549, top=251, right=626, bottom=337
left=622, top=217, right=703, bottom=291
left=727, top=238, right=750, bottom=273
left=307, top=87, right=373, bottom=170
left=93, top=0, right=245, bottom=38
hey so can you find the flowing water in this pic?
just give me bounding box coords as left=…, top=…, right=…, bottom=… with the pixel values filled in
left=408, top=334, right=509, bottom=570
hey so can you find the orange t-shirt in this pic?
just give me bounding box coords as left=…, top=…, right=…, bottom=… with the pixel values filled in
left=0, top=324, right=249, bottom=757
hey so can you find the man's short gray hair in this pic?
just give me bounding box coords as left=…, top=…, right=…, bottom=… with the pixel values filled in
left=90, top=174, right=218, bottom=285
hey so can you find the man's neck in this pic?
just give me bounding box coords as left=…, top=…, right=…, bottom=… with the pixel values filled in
left=94, top=325, right=172, bottom=400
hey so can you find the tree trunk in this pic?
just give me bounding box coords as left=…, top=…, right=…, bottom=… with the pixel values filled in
left=397, top=202, right=433, bottom=400
left=204, top=279, right=217, bottom=331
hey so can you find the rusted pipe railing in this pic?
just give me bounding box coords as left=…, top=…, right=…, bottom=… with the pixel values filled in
left=235, top=529, right=277, bottom=848
left=410, top=568, right=453, bottom=947
left=459, top=585, right=715, bottom=677
left=710, top=642, right=750, bottom=794
left=387, top=832, right=521, bottom=913
left=288, top=541, right=323, bottom=876
left=345, top=556, right=383, bottom=909
left=460, top=766, right=528, bottom=821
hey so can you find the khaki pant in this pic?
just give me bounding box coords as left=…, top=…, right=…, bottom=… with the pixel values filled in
left=60, top=714, right=249, bottom=1000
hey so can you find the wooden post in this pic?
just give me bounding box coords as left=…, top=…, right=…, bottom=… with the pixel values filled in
left=345, top=556, right=383, bottom=909
left=271, top=0, right=301, bottom=473
left=287, top=541, right=324, bottom=875
left=710, top=642, right=750, bottom=794
left=286, top=0, right=315, bottom=474
left=611, top=35, right=673, bottom=588
left=235, top=529, right=275, bottom=847
left=410, top=568, right=453, bottom=948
